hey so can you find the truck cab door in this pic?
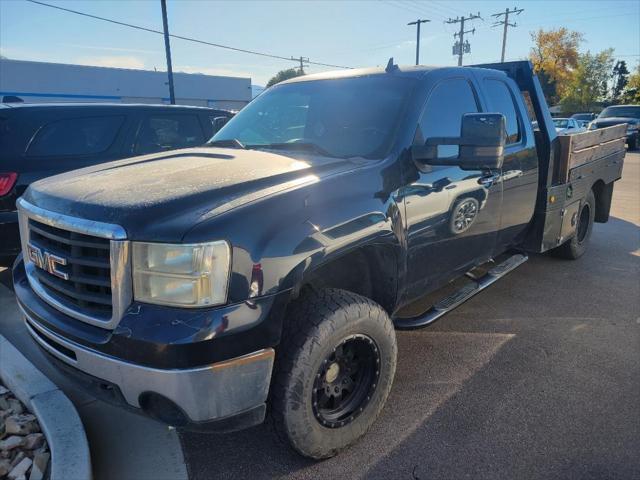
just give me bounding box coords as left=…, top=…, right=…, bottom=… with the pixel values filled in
left=401, top=77, right=502, bottom=304
left=478, top=76, right=538, bottom=250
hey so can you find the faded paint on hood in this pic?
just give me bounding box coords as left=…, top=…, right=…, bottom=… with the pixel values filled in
left=24, top=147, right=360, bottom=241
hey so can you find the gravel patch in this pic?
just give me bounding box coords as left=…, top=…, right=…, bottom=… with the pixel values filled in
left=0, top=384, right=50, bottom=480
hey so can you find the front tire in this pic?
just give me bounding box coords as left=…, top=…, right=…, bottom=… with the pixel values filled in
left=628, top=136, right=638, bottom=151
left=551, top=189, right=596, bottom=260
left=271, top=288, right=397, bottom=459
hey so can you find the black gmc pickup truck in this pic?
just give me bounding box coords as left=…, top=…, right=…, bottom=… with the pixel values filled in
left=12, top=61, right=626, bottom=459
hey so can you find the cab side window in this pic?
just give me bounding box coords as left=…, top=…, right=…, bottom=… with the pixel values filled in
left=483, top=79, right=521, bottom=144
left=135, top=114, right=205, bottom=155
left=418, top=78, right=479, bottom=158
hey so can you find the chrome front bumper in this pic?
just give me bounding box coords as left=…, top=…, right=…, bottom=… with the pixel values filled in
left=21, top=307, right=275, bottom=423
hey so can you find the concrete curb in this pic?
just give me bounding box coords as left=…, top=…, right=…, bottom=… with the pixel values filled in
left=0, top=333, right=92, bottom=480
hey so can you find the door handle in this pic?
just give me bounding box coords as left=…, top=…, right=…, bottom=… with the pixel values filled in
left=478, top=173, right=500, bottom=187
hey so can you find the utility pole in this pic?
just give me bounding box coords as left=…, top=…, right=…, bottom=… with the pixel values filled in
left=291, top=56, right=309, bottom=74
left=446, top=13, right=481, bottom=66
left=160, top=0, right=175, bottom=104
left=492, top=7, right=524, bottom=62
left=407, top=19, right=431, bottom=65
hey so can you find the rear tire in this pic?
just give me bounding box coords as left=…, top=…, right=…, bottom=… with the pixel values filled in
left=270, top=288, right=397, bottom=459
left=628, top=137, right=638, bottom=151
left=551, top=190, right=595, bottom=260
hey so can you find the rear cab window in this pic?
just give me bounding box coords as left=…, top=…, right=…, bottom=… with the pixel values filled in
left=26, top=116, right=124, bottom=157
left=482, top=79, right=522, bottom=144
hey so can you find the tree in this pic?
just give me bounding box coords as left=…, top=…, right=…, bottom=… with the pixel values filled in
left=530, top=27, right=583, bottom=104
left=621, top=64, right=640, bottom=104
left=266, top=68, right=304, bottom=88
left=611, top=60, right=629, bottom=102
left=560, top=49, right=614, bottom=114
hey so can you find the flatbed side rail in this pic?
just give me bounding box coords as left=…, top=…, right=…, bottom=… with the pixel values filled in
left=557, top=124, right=627, bottom=182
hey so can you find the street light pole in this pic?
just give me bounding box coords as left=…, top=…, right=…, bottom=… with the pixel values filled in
left=160, top=0, right=175, bottom=104
left=407, top=19, right=430, bottom=65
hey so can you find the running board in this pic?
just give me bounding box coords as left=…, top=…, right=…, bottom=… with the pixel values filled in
left=393, top=253, right=528, bottom=330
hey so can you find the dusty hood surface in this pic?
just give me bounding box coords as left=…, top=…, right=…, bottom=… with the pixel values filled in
left=25, top=147, right=357, bottom=241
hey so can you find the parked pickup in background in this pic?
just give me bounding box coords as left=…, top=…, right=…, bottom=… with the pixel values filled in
left=589, top=104, right=640, bottom=150
left=0, top=103, right=233, bottom=262
left=12, top=61, right=626, bottom=458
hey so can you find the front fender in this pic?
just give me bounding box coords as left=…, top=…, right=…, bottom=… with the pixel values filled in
left=183, top=160, right=406, bottom=305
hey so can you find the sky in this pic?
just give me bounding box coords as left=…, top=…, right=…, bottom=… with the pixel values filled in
left=1, top=0, right=639, bottom=87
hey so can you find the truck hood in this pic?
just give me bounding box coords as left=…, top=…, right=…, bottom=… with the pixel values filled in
left=24, top=147, right=360, bottom=241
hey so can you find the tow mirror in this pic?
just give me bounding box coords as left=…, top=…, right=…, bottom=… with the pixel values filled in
left=411, top=113, right=507, bottom=170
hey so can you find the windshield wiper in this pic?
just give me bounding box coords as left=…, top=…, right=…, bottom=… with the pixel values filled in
left=249, top=141, right=335, bottom=158
left=207, top=138, right=246, bottom=149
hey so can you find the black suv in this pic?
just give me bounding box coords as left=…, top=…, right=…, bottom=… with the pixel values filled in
left=0, top=103, right=233, bottom=261
left=589, top=105, right=640, bottom=150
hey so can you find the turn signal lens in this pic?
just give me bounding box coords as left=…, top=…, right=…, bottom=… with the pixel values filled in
left=0, top=172, right=17, bottom=196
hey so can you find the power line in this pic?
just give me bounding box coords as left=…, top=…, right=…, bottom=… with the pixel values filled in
left=446, top=13, right=482, bottom=66
left=383, top=0, right=446, bottom=21
left=407, top=19, right=430, bottom=65
left=24, top=0, right=353, bottom=70
left=404, top=0, right=462, bottom=21
left=491, top=7, right=524, bottom=63
left=397, top=1, right=449, bottom=21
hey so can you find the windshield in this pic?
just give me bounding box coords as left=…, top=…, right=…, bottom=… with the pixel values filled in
left=572, top=114, right=592, bottom=120
left=553, top=119, right=569, bottom=128
left=210, top=75, right=415, bottom=159
left=599, top=106, right=640, bottom=119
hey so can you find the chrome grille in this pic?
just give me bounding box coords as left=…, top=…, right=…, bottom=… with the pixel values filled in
left=28, top=218, right=113, bottom=318
left=17, top=198, right=131, bottom=330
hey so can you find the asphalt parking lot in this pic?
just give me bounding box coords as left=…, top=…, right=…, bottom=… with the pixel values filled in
left=0, top=153, right=638, bottom=480
left=180, top=152, right=640, bottom=479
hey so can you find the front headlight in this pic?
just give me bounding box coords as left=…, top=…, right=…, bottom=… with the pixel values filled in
left=132, top=241, right=231, bottom=307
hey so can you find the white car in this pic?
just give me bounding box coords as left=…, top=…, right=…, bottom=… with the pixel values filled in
left=553, top=117, right=587, bottom=135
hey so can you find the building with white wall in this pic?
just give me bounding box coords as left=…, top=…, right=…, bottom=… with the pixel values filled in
left=0, top=59, right=251, bottom=110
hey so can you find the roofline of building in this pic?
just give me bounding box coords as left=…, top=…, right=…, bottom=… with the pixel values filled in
left=0, top=57, right=251, bottom=82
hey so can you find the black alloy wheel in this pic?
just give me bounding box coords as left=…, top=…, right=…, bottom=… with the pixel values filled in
left=312, top=334, right=380, bottom=428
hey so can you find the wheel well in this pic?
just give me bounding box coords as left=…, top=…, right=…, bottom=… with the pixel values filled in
left=301, top=245, right=398, bottom=314
left=591, top=179, right=614, bottom=223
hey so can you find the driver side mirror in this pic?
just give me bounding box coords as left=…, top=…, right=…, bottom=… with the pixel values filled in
left=411, top=113, right=507, bottom=170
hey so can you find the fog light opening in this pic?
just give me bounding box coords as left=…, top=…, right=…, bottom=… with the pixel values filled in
left=139, top=392, right=189, bottom=427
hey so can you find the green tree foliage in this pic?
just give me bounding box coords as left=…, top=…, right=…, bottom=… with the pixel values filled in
left=560, top=49, right=614, bottom=114
left=611, top=60, right=630, bottom=102
left=621, top=65, right=640, bottom=104
left=530, top=27, right=583, bottom=104
left=266, top=68, right=304, bottom=88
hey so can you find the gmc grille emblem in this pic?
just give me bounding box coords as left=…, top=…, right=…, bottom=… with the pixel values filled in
left=27, top=243, right=69, bottom=280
